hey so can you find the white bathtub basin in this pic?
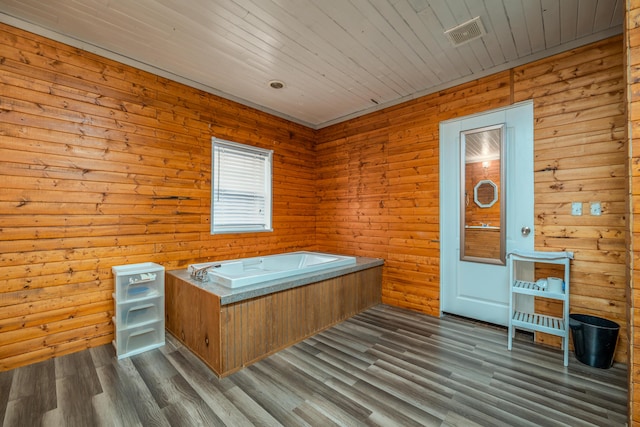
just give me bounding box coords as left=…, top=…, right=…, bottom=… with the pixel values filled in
left=188, top=251, right=357, bottom=288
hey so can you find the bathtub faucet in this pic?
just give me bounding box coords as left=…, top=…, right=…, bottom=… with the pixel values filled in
left=191, top=265, right=214, bottom=282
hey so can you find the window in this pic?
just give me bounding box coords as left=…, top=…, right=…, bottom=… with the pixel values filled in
left=211, top=137, right=273, bottom=234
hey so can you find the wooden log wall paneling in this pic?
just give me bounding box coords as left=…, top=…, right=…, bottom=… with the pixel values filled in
left=626, top=2, right=640, bottom=424
left=0, top=23, right=317, bottom=370
left=316, top=70, right=512, bottom=315
left=316, top=36, right=628, bottom=363
left=513, top=37, right=628, bottom=357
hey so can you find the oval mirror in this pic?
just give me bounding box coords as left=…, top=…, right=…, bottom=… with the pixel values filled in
left=474, top=179, right=498, bottom=208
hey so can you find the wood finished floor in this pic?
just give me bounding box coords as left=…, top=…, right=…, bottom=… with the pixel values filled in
left=0, top=304, right=628, bottom=426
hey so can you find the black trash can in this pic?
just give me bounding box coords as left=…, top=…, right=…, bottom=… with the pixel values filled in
left=569, top=314, right=620, bottom=369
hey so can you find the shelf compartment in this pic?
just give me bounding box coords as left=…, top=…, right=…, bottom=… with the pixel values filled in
left=113, top=262, right=165, bottom=302
left=112, top=262, right=164, bottom=278
left=115, top=296, right=164, bottom=328
left=113, top=319, right=165, bottom=359
left=512, top=280, right=566, bottom=299
left=511, top=311, right=567, bottom=336
left=114, top=277, right=163, bottom=302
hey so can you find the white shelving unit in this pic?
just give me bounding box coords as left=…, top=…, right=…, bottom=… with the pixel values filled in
left=507, top=250, right=573, bottom=366
left=112, top=262, right=165, bottom=359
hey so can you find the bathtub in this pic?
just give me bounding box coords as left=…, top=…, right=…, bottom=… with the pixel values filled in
left=188, top=251, right=357, bottom=289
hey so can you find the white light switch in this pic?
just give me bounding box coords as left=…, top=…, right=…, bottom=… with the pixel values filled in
left=590, top=202, right=602, bottom=216
left=571, top=202, right=582, bottom=216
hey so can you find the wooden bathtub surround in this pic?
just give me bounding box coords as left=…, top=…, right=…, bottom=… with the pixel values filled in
left=165, top=261, right=382, bottom=377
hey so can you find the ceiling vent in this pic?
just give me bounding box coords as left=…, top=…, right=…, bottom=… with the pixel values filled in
left=444, top=16, right=485, bottom=47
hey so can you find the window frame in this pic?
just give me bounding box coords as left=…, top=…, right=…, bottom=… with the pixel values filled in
left=210, top=137, right=273, bottom=234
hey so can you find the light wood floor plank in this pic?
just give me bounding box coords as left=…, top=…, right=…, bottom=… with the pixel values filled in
left=281, top=343, right=361, bottom=386
left=292, top=401, right=341, bottom=427
left=227, top=367, right=307, bottom=426
left=3, top=358, right=56, bottom=426
left=0, top=304, right=629, bottom=426
left=107, top=358, right=172, bottom=427
left=166, top=349, right=255, bottom=426
left=92, top=363, right=146, bottom=427
left=323, top=376, right=432, bottom=427
left=257, top=356, right=373, bottom=423
left=221, top=384, right=282, bottom=426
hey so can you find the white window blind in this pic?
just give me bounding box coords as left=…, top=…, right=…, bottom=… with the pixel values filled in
left=211, top=138, right=273, bottom=234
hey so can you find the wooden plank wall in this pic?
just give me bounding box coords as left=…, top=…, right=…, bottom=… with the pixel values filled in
left=513, top=38, right=628, bottom=353
left=626, top=1, right=640, bottom=424
left=316, top=72, right=514, bottom=315
left=0, top=23, right=317, bottom=370
left=316, top=36, right=628, bottom=362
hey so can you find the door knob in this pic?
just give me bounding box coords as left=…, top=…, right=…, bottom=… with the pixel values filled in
left=521, top=226, right=531, bottom=236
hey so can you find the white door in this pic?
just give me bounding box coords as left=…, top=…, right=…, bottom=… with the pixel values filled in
left=440, top=101, right=534, bottom=326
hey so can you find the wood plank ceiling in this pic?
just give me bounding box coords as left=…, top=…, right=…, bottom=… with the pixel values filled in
left=0, top=0, right=624, bottom=128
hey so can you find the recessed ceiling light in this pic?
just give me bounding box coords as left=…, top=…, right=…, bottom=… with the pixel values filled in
left=269, top=80, right=285, bottom=89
